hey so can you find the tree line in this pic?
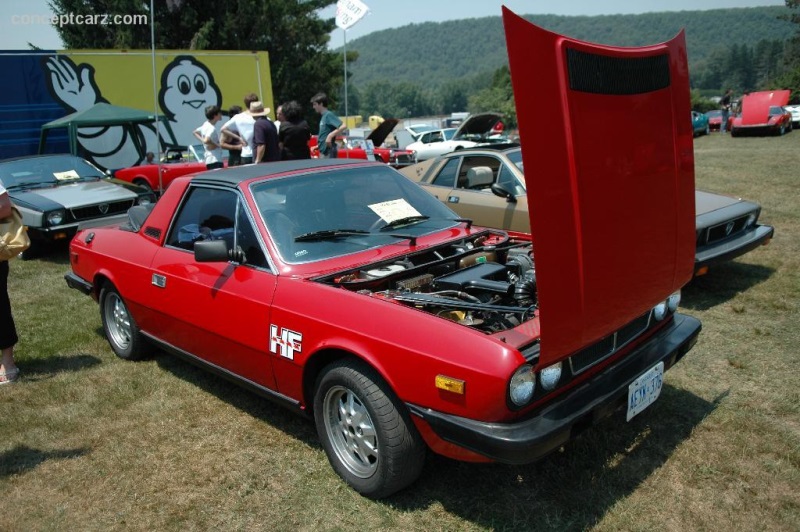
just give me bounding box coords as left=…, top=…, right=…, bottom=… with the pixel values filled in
left=47, top=1, right=800, bottom=129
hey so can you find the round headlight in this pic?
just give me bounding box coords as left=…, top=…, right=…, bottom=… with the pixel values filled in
left=746, top=213, right=756, bottom=228
left=653, top=301, right=668, bottom=321
left=138, top=196, right=153, bottom=206
left=539, top=362, right=562, bottom=391
left=509, top=364, right=535, bottom=406
left=667, top=291, right=681, bottom=312
left=46, top=210, right=65, bottom=226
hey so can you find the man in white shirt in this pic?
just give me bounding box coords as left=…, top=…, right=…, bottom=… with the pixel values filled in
left=192, top=105, right=224, bottom=169
left=221, top=93, right=261, bottom=164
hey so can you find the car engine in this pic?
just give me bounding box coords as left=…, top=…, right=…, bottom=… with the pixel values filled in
left=321, top=231, right=537, bottom=334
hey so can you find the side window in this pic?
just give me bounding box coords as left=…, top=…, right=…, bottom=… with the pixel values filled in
left=457, top=156, right=501, bottom=191
left=166, top=187, right=236, bottom=250
left=430, top=158, right=460, bottom=188
left=496, top=164, right=524, bottom=195
left=236, top=206, right=269, bottom=269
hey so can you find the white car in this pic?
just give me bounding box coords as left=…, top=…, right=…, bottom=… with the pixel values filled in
left=785, top=104, right=800, bottom=127
left=406, top=113, right=508, bottom=161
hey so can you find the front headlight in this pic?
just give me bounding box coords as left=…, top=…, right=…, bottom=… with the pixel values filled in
left=539, top=362, right=562, bottom=391
left=137, top=195, right=155, bottom=206
left=46, top=210, right=65, bottom=226
left=509, top=364, right=536, bottom=407
left=667, top=290, right=681, bottom=312
left=653, top=301, right=668, bottom=321
left=746, top=213, right=756, bottom=228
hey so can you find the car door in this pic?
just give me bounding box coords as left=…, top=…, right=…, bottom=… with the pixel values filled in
left=432, top=154, right=530, bottom=232
left=146, top=184, right=278, bottom=389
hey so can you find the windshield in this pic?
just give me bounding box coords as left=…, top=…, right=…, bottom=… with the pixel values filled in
left=0, top=155, right=105, bottom=189
left=251, top=165, right=461, bottom=264
left=768, top=106, right=784, bottom=116
left=443, top=128, right=457, bottom=140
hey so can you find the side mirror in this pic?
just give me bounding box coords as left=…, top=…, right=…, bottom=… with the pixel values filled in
left=491, top=183, right=517, bottom=203
left=194, top=239, right=247, bottom=263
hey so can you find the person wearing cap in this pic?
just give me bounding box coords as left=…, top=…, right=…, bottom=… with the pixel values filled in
left=311, top=92, right=345, bottom=158
left=221, top=93, right=260, bottom=164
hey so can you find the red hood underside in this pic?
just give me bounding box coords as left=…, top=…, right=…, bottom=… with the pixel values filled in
left=503, top=8, right=696, bottom=363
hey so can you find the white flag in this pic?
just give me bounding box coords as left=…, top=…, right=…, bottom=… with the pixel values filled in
left=335, top=0, right=369, bottom=31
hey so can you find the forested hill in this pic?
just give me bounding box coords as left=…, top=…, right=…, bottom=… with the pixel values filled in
left=342, top=6, right=794, bottom=88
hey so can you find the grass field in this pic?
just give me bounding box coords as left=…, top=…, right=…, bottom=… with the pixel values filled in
left=1, top=131, right=798, bottom=531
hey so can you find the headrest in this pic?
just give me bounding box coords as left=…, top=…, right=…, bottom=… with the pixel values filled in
left=466, top=166, right=494, bottom=188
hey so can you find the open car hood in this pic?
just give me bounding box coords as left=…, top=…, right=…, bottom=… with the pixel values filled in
left=367, top=118, right=399, bottom=146
left=453, top=112, right=503, bottom=140
left=740, top=90, right=790, bottom=125
left=503, top=8, right=696, bottom=363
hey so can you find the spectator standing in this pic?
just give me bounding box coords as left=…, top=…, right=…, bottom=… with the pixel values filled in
left=192, top=105, right=224, bottom=169
left=145, top=151, right=155, bottom=164
left=221, top=93, right=260, bottom=164
left=221, top=105, right=243, bottom=166
left=274, top=105, right=283, bottom=134
left=311, top=92, right=345, bottom=158
left=720, top=88, right=733, bottom=133
left=278, top=100, right=312, bottom=160
left=252, top=101, right=280, bottom=163
left=0, top=182, right=19, bottom=385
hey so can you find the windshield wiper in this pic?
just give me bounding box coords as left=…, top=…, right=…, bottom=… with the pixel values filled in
left=294, top=228, right=419, bottom=246
left=294, top=229, right=369, bottom=242
left=5, top=181, right=56, bottom=191
left=379, top=215, right=430, bottom=231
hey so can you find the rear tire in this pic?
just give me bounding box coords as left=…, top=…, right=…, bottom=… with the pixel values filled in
left=100, top=284, right=147, bottom=360
left=133, top=177, right=154, bottom=193
left=314, top=359, right=426, bottom=498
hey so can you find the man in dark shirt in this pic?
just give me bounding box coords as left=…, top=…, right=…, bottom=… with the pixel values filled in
left=254, top=113, right=280, bottom=163
left=720, top=88, right=733, bottom=133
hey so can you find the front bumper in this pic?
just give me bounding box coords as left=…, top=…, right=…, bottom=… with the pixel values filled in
left=406, top=313, right=701, bottom=464
left=695, top=223, right=774, bottom=273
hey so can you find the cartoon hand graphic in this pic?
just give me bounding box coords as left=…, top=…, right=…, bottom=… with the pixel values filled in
left=45, top=56, right=101, bottom=112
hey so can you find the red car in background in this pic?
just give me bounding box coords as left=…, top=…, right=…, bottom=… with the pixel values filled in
left=112, top=145, right=222, bottom=194
left=311, top=118, right=416, bottom=168
left=704, top=109, right=734, bottom=132
left=730, top=90, right=793, bottom=136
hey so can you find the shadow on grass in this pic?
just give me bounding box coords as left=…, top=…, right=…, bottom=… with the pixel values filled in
left=154, top=353, right=319, bottom=445
left=19, top=354, right=102, bottom=380
left=153, top=345, right=720, bottom=530
left=0, top=445, right=89, bottom=477
left=389, top=386, right=726, bottom=530
left=682, top=261, right=774, bottom=311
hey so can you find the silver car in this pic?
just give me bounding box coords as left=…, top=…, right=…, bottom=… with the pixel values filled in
left=0, top=154, right=156, bottom=258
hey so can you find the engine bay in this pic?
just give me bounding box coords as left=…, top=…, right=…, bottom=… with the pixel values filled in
left=320, top=231, right=538, bottom=333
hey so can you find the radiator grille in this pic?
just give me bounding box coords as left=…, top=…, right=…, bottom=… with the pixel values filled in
left=567, top=49, right=670, bottom=95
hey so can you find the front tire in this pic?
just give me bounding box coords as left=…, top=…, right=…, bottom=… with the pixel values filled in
left=314, top=359, right=426, bottom=498
left=100, top=284, right=147, bottom=360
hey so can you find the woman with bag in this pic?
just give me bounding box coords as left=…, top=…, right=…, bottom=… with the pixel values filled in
left=0, top=181, right=20, bottom=385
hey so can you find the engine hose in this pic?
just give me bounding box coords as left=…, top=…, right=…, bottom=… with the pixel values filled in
left=513, top=277, right=537, bottom=307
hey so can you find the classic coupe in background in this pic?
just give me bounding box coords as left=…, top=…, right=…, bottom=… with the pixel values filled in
left=112, top=144, right=216, bottom=194
left=405, top=112, right=508, bottom=161
left=402, top=145, right=774, bottom=276
left=0, top=154, right=155, bottom=258
left=730, top=90, right=793, bottom=136
left=64, top=10, right=702, bottom=498
left=692, top=111, right=710, bottom=136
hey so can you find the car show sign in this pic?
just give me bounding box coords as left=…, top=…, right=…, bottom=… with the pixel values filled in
left=335, top=0, right=369, bottom=31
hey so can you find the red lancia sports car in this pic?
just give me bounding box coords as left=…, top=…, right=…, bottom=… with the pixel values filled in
left=730, top=90, right=793, bottom=136
left=64, top=9, right=701, bottom=498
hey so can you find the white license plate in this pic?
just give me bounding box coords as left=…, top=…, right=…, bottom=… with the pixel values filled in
left=626, top=361, right=664, bottom=421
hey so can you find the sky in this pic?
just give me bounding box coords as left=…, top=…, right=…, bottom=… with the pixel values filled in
left=0, top=0, right=787, bottom=50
